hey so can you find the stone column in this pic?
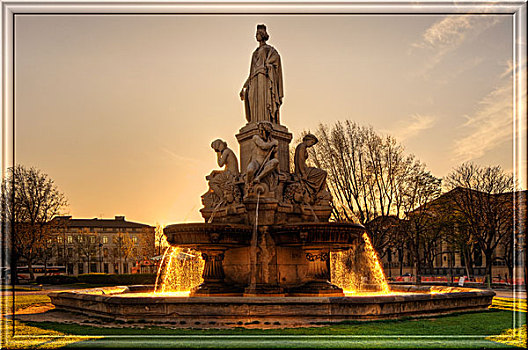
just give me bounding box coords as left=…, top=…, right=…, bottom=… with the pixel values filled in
left=201, top=250, right=225, bottom=283
left=305, top=250, right=330, bottom=282
left=289, top=247, right=343, bottom=296
left=192, top=249, right=241, bottom=296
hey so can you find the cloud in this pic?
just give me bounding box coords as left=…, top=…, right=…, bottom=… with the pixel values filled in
left=160, top=146, right=200, bottom=166
left=411, top=15, right=502, bottom=76
left=385, top=114, right=437, bottom=142
left=452, top=61, right=526, bottom=163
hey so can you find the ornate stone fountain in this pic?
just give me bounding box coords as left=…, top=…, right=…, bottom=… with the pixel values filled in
left=49, top=24, right=495, bottom=326
left=165, top=23, right=361, bottom=297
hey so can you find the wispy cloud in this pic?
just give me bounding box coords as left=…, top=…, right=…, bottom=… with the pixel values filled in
left=411, top=15, right=502, bottom=76
left=160, top=146, right=200, bottom=166
left=384, top=114, right=436, bottom=142
left=452, top=61, right=526, bottom=163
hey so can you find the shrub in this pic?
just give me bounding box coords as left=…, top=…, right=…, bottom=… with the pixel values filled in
left=36, top=275, right=78, bottom=285
left=77, top=273, right=156, bottom=285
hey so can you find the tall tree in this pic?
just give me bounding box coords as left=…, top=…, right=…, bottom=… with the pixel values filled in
left=112, top=231, right=134, bottom=274
left=444, top=163, right=514, bottom=285
left=401, top=165, right=442, bottom=284
left=155, top=223, right=169, bottom=256
left=308, top=120, right=440, bottom=267
left=1, top=165, right=67, bottom=281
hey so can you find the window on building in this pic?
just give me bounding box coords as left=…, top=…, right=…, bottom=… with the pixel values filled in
left=67, top=263, right=74, bottom=274
left=90, top=263, right=97, bottom=273
left=77, top=236, right=83, bottom=243
left=57, top=236, right=63, bottom=244
left=90, top=227, right=94, bottom=232
left=67, top=248, right=73, bottom=256
left=114, top=263, right=119, bottom=274
left=102, top=236, right=108, bottom=244
left=123, top=263, right=128, bottom=274
left=133, top=236, right=138, bottom=244
left=90, top=236, right=96, bottom=243
left=78, top=263, right=84, bottom=275
left=58, top=248, right=63, bottom=258
left=67, top=236, right=73, bottom=244
left=104, top=263, right=109, bottom=274
left=103, top=248, right=109, bottom=257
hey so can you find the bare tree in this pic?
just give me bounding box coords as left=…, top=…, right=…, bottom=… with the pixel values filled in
left=444, top=163, right=514, bottom=286
left=112, top=231, right=134, bottom=274
left=309, top=120, right=438, bottom=264
left=1, top=165, right=67, bottom=281
left=74, top=233, right=99, bottom=274
left=155, top=223, right=169, bottom=256
left=139, top=227, right=156, bottom=260
left=401, top=165, right=442, bottom=284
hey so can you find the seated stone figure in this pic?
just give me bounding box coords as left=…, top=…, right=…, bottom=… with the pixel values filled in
left=246, top=122, right=280, bottom=190
left=202, top=139, right=240, bottom=207
left=293, top=134, right=331, bottom=205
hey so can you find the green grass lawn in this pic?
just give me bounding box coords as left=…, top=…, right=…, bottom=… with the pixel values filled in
left=1, top=293, right=526, bottom=349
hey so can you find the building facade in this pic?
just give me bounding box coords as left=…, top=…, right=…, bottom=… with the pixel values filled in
left=373, top=189, right=526, bottom=283
left=48, top=215, right=155, bottom=276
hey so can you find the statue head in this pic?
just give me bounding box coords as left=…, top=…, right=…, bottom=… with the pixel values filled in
left=211, top=139, right=227, bottom=152
left=256, top=24, right=269, bottom=42
left=303, top=133, right=319, bottom=147
left=257, top=121, right=273, bottom=137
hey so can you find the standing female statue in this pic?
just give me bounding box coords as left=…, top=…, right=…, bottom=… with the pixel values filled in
left=240, top=24, right=284, bottom=124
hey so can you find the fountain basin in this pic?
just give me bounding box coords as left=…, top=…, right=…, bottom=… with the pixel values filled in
left=164, top=223, right=252, bottom=249
left=271, top=222, right=364, bottom=249
left=48, top=285, right=495, bottom=327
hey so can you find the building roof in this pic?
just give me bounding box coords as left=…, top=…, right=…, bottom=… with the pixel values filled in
left=408, top=187, right=527, bottom=215
left=52, top=215, right=154, bottom=229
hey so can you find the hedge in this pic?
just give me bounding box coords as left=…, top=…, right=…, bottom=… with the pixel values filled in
left=36, top=275, right=79, bottom=285
left=77, top=273, right=157, bottom=285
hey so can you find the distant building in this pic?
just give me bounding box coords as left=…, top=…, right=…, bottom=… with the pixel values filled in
left=47, top=215, right=156, bottom=275
left=374, top=188, right=526, bottom=283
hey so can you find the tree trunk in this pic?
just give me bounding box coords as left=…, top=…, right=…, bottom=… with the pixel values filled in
left=28, top=260, right=35, bottom=281
left=485, top=251, right=493, bottom=288
left=507, top=264, right=513, bottom=284
left=10, top=253, right=19, bottom=285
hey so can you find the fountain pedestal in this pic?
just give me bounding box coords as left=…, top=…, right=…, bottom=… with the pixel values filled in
left=192, top=249, right=242, bottom=296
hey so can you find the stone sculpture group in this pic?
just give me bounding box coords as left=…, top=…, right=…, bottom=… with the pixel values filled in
left=201, top=24, right=332, bottom=226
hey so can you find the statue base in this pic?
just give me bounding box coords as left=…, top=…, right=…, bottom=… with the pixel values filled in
left=236, top=122, right=292, bottom=174
left=243, top=284, right=285, bottom=297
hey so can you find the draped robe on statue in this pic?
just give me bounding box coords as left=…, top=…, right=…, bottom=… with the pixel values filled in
left=243, top=44, right=283, bottom=124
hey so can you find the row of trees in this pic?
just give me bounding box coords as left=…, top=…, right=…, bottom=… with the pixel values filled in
left=307, top=120, right=520, bottom=285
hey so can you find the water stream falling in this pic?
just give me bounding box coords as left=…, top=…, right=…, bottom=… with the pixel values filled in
left=248, top=191, right=261, bottom=290
left=331, top=232, right=390, bottom=294
left=306, top=203, right=319, bottom=222
left=154, top=246, right=204, bottom=294
left=207, top=200, right=224, bottom=224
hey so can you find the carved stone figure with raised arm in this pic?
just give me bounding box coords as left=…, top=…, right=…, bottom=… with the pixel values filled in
left=240, top=24, right=284, bottom=124
left=246, top=122, right=279, bottom=186
left=294, top=134, right=331, bottom=205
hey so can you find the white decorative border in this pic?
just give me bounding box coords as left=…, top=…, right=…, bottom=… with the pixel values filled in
left=1, top=0, right=526, bottom=344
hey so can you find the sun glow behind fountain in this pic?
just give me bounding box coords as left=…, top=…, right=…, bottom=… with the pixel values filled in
left=153, top=246, right=204, bottom=296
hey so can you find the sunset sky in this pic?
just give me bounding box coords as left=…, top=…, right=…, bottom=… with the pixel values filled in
left=14, top=14, right=525, bottom=226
